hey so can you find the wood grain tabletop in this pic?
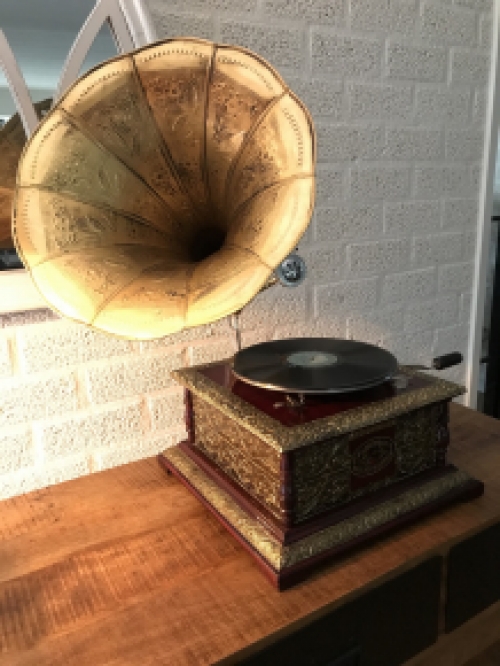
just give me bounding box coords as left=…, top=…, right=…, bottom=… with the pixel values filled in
left=1, top=403, right=500, bottom=666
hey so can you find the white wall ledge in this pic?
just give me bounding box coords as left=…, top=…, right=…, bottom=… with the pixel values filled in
left=0, top=270, right=48, bottom=313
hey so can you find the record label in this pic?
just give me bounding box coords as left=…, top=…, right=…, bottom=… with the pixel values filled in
left=287, top=351, right=338, bottom=368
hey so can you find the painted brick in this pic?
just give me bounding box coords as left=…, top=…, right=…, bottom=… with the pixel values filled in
left=147, top=389, right=185, bottom=432
left=149, top=10, right=214, bottom=39
left=312, top=31, right=383, bottom=78
left=40, top=401, right=145, bottom=461
left=85, top=351, right=185, bottom=404
left=0, top=468, right=40, bottom=501
left=349, top=82, right=414, bottom=121
left=315, top=166, right=346, bottom=204
left=0, top=0, right=494, bottom=500
left=148, top=0, right=257, bottom=14
left=413, top=233, right=464, bottom=265
left=0, top=374, right=78, bottom=428
left=387, top=42, right=447, bottom=82
left=385, top=127, right=443, bottom=160
left=241, top=327, right=275, bottom=348
left=263, top=0, right=345, bottom=24
left=94, top=432, right=181, bottom=472
left=443, top=198, right=478, bottom=229
left=414, top=165, right=471, bottom=198
left=302, top=245, right=346, bottom=284
left=351, top=166, right=411, bottom=200
left=17, top=320, right=134, bottom=374
left=348, top=238, right=411, bottom=275
left=0, top=427, right=34, bottom=474
left=288, top=78, right=344, bottom=119
left=350, top=0, right=417, bottom=35
left=382, top=268, right=436, bottom=304
left=434, top=323, right=469, bottom=357
left=297, top=223, right=314, bottom=249
left=462, top=230, right=477, bottom=260
left=273, top=316, right=346, bottom=341
left=315, top=204, right=382, bottom=242
left=347, top=306, right=404, bottom=346
left=140, top=319, right=231, bottom=353
left=384, top=330, right=434, bottom=365
left=240, top=285, right=307, bottom=330
left=220, top=21, right=304, bottom=72
left=415, top=86, right=471, bottom=125
left=459, top=292, right=473, bottom=323
left=188, top=337, right=237, bottom=365
left=384, top=200, right=441, bottom=235
left=315, top=278, right=379, bottom=316
left=419, top=2, right=477, bottom=46
left=0, top=453, right=92, bottom=500
left=454, top=0, right=493, bottom=11
left=471, top=161, right=483, bottom=190
left=445, top=129, right=484, bottom=161
left=451, top=50, right=491, bottom=85
left=405, top=295, right=459, bottom=331
left=0, top=309, right=58, bottom=328
left=438, top=261, right=475, bottom=293
left=473, top=88, right=487, bottom=124
left=0, top=335, right=12, bottom=378
left=0, top=455, right=92, bottom=499
left=317, top=123, right=385, bottom=162
left=480, top=13, right=493, bottom=49
left=41, top=454, right=92, bottom=490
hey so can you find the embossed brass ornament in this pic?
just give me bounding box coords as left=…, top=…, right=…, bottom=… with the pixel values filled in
left=13, top=38, right=316, bottom=339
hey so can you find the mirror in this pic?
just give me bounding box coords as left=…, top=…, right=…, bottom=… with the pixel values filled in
left=0, top=0, right=118, bottom=270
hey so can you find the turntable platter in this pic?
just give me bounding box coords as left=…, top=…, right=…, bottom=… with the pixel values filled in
left=232, top=338, right=398, bottom=394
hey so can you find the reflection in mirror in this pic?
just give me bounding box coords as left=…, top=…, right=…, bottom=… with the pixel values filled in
left=0, top=68, right=27, bottom=269
left=0, top=97, right=50, bottom=263
left=0, top=0, right=119, bottom=270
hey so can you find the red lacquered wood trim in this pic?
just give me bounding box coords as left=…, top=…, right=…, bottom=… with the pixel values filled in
left=279, top=452, right=294, bottom=527
left=184, top=389, right=195, bottom=444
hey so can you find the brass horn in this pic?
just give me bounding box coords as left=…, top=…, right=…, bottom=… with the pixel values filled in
left=13, top=38, right=316, bottom=340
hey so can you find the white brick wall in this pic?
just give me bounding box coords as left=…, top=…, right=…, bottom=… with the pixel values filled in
left=0, top=0, right=495, bottom=498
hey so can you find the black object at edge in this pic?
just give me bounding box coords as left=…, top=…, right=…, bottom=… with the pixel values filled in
left=484, top=219, right=500, bottom=417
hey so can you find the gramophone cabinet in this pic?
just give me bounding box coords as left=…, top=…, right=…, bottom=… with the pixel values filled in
left=160, top=360, right=484, bottom=589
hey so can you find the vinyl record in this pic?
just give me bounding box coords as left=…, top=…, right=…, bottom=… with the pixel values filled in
left=232, top=338, right=398, bottom=394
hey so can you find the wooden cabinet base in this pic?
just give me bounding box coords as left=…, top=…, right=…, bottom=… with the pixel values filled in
left=159, top=444, right=483, bottom=590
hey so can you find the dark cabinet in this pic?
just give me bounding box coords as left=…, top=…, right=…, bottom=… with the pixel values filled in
left=239, top=557, right=442, bottom=666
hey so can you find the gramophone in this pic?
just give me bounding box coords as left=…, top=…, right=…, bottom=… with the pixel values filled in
left=12, top=38, right=483, bottom=590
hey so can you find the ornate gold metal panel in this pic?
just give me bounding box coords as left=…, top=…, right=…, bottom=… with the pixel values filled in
left=192, top=395, right=283, bottom=518
left=173, top=364, right=465, bottom=453
left=13, top=38, right=316, bottom=340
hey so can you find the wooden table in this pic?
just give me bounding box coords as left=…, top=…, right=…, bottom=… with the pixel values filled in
left=1, top=404, right=500, bottom=665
